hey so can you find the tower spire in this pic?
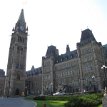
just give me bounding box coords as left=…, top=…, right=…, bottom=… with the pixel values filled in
left=18, top=9, right=25, bottom=24
left=14, top=9, right=27, bottom=32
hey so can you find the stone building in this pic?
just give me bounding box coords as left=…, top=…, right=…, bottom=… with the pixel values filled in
left=0, top=69, right=5, bottom=96
left=0, top=9, right=107, bottom=96
left=26, top=66, right=42, bottom=95
left=4, top=9, right=28, bottom=96
left=26, top=29, right=107, bottom=95
left=41, top=29, right=107, bottom=95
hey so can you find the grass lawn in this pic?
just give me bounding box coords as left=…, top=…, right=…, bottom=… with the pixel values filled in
left=34, top=100, right=68, bottom=107
left=34, top=100, right=102, bottom=107
left=98, top=104, right=102, bottom=107
left=25, top=93, right=103, bottom=107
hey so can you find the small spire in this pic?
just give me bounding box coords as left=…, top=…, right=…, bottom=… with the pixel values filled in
left=66, top=45, right=70, bottom=53
left=31, top=66, right=35, bottom=71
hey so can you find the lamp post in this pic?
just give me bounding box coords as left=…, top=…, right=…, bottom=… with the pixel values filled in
left=101, top=65, right=107, bottom=89
left=50, top=83, right=53, bottom=95
left=92, top=75, right=96, bottom=92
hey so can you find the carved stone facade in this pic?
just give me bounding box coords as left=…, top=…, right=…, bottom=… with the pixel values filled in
left=26, top=29, right=107, bottom=95
left=0, top=69, right=5, bottom=96
left=41, top=29, right=106, bottom=95
left=26, top=66, right=42, bottom=95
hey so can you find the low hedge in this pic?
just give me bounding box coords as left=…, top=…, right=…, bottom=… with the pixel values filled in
left=46, top=95, right=72, bottom=101
left=31, top=93, right=103, bottom=107
left=33, top=95, right=70, bottom=101
left=64, top=93, right=103, bottom=107
left=33, top=96, right=46, bottom=100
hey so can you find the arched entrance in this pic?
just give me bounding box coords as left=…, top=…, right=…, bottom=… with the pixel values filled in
left=15, top=88, right=20, bottom=95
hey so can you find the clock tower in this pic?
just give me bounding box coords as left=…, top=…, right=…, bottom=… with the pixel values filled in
left=5, top=9, right=28, bottom=96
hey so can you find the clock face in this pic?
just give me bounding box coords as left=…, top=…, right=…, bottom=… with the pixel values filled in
left=20, top=26, right=24, bottom=31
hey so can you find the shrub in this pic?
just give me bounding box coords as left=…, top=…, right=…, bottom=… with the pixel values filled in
left=33, top=96, right=46, bottom=100
left=64, top=93, right=103, bottom=107
left=46, top=95, right=72, bottom=101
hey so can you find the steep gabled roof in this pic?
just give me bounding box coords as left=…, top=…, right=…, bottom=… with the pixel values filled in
left=80, top=29, right=96, bottom=43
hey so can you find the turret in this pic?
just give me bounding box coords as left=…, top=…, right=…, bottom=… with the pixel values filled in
left=66, top=45, right=70, bottom=53
left=80, top=29, right=96, bottom=43
left=46, top=45, right=59, bottom=58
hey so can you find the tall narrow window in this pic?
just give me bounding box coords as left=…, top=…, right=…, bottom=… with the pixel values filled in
left=17, top=74, right=20, bottom=80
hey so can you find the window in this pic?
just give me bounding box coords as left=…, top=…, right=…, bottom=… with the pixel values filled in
left=17, top=46, right=23, bottom=54
left=18, top=36, right=24, bottom=43
left=17, top=74, right=20, bottom=80
left=16, top=63, right=24, bottom=69
left=16, top=64, right=19, bottom=69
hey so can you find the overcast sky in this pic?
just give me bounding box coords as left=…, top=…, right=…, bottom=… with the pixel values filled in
left=0, top=0, right=107, bottom=72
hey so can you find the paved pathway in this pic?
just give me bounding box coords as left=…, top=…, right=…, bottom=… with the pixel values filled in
left=0, top=97, right=36, bottom=107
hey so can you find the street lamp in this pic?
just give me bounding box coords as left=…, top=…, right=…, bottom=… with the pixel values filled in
left=101, top=65, right=107, bottom=89
left=92, top=75, right=96, bottom=92
left=50, top=83, right=53, bottom=95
